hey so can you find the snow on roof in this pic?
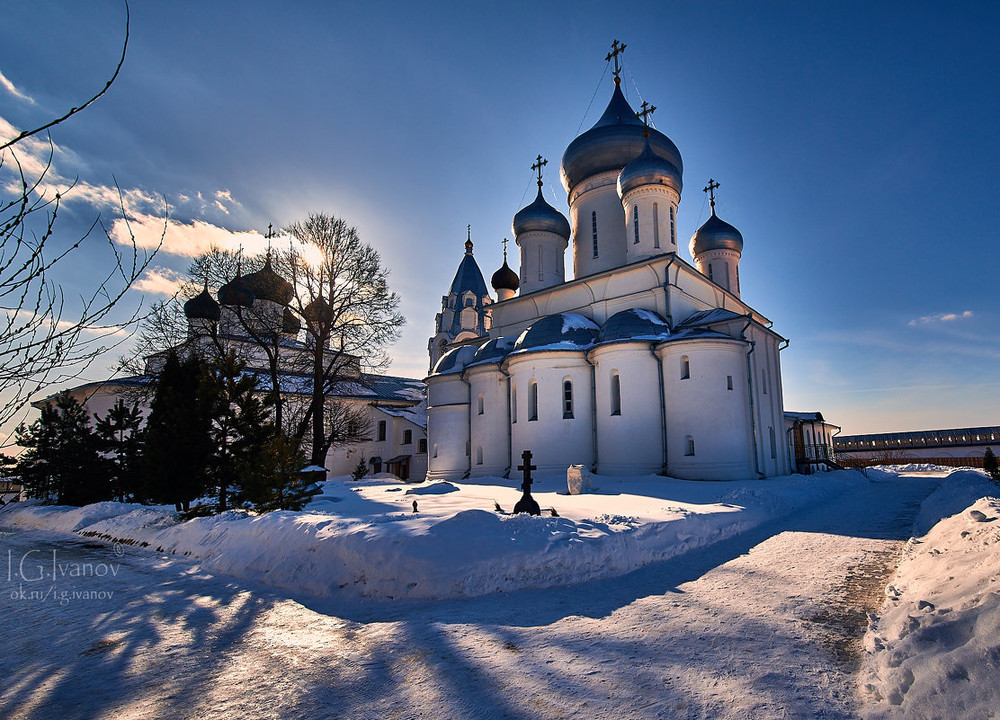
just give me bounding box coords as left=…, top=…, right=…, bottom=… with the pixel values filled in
left=375, top=403, right=428, bottom=430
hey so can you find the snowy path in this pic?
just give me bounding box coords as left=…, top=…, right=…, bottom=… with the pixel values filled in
left=1, top=476, right=938, bottom=719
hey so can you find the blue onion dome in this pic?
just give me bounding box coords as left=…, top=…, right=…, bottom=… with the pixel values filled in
left=617, top=138, right=683, bottom=197
left=242, top=255, right=293, bottom=305
left=471, top=336, right=516, bottom=366
left=430, top=345, right=479, bottom=376
left=490, top=257, right=519, bottom=293
left=183, top=287, right=220, bottom=321
left=689, top=211, right=744, bottom=257
left=512, top=313, right=600, bottom=353
left=217, top=271, right=255, bottom=308
left=597, top=308, right=671, bottom=344
left=561, top=82, right=683, bottom=195
left=302, top=297, right=333, bottom=327
left=281, top=307, right=301, bottom=335
left=512, top=188, right=571, bottom=239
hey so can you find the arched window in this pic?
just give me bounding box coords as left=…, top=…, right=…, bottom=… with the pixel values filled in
left=769, top=426, right=776, bottom=459
left=761, top=369, right=768, bottom=395
left=727, top=375, right=734, bottom=391
left=403, top=429, right=412, bottom=444
left=529, top=381, right=538, bottom=421
left=511, top=383, right=517, bottom=423
left=708, top=263, right=714, bottom=281
left=681, top=355, right=690, bottom=380
left=685, top=435, right=695, bottom=456
left=563, top=379, right=574, bottom=419
left=610, top=372, right=622, bottom=416
left=477, top=394, right=484, bottom=415
left=633, top=205, right=640, bottom=244
left=592, top=211, right=599, bottom=258
left=653, top=203, right=660, bottom=248
left=377, top=420, right=387, bottom=441
left=432, top=443, right=438, bottom=458
left=476, top=447, right=483, bottom=465
left=670, top=206, right=676, bottom=245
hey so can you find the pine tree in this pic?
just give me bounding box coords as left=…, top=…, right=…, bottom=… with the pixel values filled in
left=95, top=399, right=145, bottom=502
left=141, top=352, right=215, bottom=511
left=15, top=393, right=108, bottom=505
left=984, top=447, right=1000, bottom=486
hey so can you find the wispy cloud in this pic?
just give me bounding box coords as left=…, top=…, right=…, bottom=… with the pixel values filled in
left=132, top=267, right=187, bottom=296
left=110, top=213, right=269, bottom=258
left=908, top=310, right=974, bottom=326
left=0, top=70, right=35, bottom=105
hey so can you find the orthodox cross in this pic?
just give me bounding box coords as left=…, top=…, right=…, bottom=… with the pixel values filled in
left=703, top=178, right=720, bottom=213
left=265, top=223, right=275, bottom=259
left=501, top=236, right=509, bottom=260
left=466, top=224, right=473, bottom=252
left=636, top=101, right=656, bottom=127
left=531, top=154, right=547, bottom=188
left=606, top=39, right=627, bottom=80
left=513, top=449, right=540, bottom=515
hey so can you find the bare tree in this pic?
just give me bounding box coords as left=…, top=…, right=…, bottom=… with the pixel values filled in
left=283, top=214, right=404, bottom=466
left=0, top=1, right=160, bottom=434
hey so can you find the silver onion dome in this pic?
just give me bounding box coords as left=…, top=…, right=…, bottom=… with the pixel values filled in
left=617, top=138, right=683, bottom=197
left=512, top=188, right=571, bottom=239
left=597, top=308, right=670, bottom=344
left=512, top=313, right=600, bottom=353
left=689, top=212, right=744, bottom=257
left=561, top=82, right=682, bottom=195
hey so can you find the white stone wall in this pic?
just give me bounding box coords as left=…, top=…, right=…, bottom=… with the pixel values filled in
left=659, top=338, right=755, bottom=481
left=508, top=351, right=595, bottom=474
left=426, top=374, right=470, bottom=480
left=467, top=364, right=511, bottom=477
left=592, top=343, right=664, bottom=474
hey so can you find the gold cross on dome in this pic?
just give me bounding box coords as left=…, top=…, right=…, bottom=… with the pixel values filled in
left=606, top=39, right=627, bottom=80
left=703, top=178, right=721, bottom=212
left=531, top=154, right=548, bottom=187
left=637, top=100, right=656, bottom=127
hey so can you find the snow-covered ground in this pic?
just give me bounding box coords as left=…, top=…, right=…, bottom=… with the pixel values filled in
left=1, top=467, right=997, bottom=719
left=859, top=470, right=1000, bottom=719
left=1, top=470, right=870, bottom=601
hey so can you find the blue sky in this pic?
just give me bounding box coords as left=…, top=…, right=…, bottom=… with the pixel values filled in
left=1, top=0, right=998, bottom=436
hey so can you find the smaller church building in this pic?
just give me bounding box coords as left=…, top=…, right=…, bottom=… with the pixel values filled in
left=425, top=45, right=791, bottom=482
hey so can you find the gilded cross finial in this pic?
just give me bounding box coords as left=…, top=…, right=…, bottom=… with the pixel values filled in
left=466, top=224, right=473, bottom=252
left=606, top=39, right=627, bottom=83
left=703, top=178, right=721, bottom=213
left=531, top=154, right=548, bottom=188
left=637, top=101, right=656, bottom=126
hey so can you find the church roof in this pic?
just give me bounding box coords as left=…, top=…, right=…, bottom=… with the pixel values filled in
left=511, top=313, right=600, bottom=354
left=468, top=336, right=516, bottom=368
left=561, top=82, right=683, bottom=195
left=674, top=308, right=745, bottom=330
left=449, top=242, right=490, bottom=298
left=218, top=272, right=255, bottom=307
left=512, top=188, right=571, bottom=239
left=597, top=308, right=671, bottom=344
left=429, top=345, right=480, bottom=376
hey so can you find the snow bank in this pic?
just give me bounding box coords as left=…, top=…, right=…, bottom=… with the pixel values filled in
left=0, top=470, right=869, bottom=601
left=860, top=471, right=1000, bottom=719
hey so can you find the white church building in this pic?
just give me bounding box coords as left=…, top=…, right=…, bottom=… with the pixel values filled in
left=425, top=46, right=791, bottom=482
